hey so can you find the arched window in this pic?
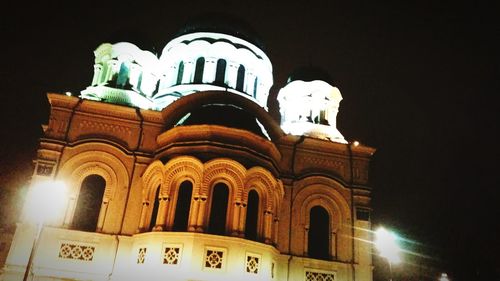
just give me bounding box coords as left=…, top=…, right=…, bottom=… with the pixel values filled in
left=73, top=175, right=106, bottom=232
left=215, top=59, right=227, bottom=85
left=253, top=76, right=258, bottom=98
left=194, top=57, right=205, bottom=83
left=136, top=72, right=143, bottom=91
left=208, top=183, right=229, bottom=235
left=245, top=190, right=259, bottom=241
left=176, top=61, right=184, bottom=85
left=308, top=206, right=330, bottom=260
left=117, top=62, right=129, bottom=88
left=148, top=186, right=160, bottom=231
left=172, top=181, right=193, bottom=231
left=236, top=65, right=245, bottom=91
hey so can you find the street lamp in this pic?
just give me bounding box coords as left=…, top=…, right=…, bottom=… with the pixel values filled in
left=22, top=179, right=67, bottom=281
left=375, top=227, right=401, bottom=281
left=439, top=273, right=450, bottom=281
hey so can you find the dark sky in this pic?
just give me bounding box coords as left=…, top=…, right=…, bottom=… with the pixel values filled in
left=1, top=1, right=498, bottom=280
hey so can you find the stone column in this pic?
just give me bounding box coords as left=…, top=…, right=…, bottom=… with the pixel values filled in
left=183, top=61, right=194, bottom=84
left=331, top=231, right=337, bottom=260
left=203, top=58, right=217, bottom=83
left=246, top=72, right=256, bottom=96
left=238, top=203, right=247, bottom=237
left=196, top=197, right=207, bottom=232
left=304, top=226, right=309, bottom=255
left=226, top=63, right=238, bottom=89
left=188, top=197, right=200, bottom=232
left=63, top=197, right=76, bottom=227
left=96, top=201, right=109, bottom=232
left=154, top=197, right=169, bottom=231
left=137, top=201, right=149, bottom=232
left=272, top=217, right=279, bottom=245
left=264, top=210, right=273, bottom=244
left=231, top=202, right=241, bottom=237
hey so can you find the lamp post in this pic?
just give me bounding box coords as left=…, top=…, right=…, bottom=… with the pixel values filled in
left=22, top=180, right=67, bottom=281
left=374, top=227, right=401, bottom=281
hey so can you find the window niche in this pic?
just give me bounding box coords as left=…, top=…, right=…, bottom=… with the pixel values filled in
left=193, top=57, right=205, bottom=83
left=207, top=183, right=229, bottom=235
left=245, top=190, right=260, bottom=241
left=149, top=186, right=161, bottom=231
left=72, top=175, right=106, bottom=232
left=308, top=206, right=330, bottom=260
left=172, top=181, right=193, bottom=231
left=214, top=59, right=227, bottom=86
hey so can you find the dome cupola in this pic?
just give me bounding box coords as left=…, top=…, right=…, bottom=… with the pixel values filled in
left=80, top=42, right=159, bottom=109
left=277, top=66, right=346, bottom=143
left=154, top=15, right=273, bottom=109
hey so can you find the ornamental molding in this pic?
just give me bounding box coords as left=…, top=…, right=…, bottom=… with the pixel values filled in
left=202, top=159, right=246, bottom=199
left=78, top=100, right=139, bottom=120
left=305, top=269, right=336, bottom=281
left=78, top=119, right=133, bottom=136
left=142, top=160, right=165, bottom=200
left=58, top=242, right=96, bottom=262
left=60, top=149, right=130, bottom=202
left=297, top=155, right=346, bottom=176
left=163, top=156, right=203, bottom=197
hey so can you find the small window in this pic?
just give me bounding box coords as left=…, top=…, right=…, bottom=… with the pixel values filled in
left=194, top=57, right=205, bottom=83
left=215, top=59, right=227, bottom=86
left=236, top=65, right=245, bottom=91
left=356, top=208, right=370, bottom=221
left=116, top=62, right=129, bottom=88
left=176, top=61, right=184, bottom=84
left=253, top=76, right=258, bottom=98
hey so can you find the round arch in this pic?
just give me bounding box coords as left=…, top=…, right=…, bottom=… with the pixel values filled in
left=163, top=156, right=204, bottom=197
left=202, top=158, right=246, bottom=198
left=291, top=177, right=352, bottom=260
left=160, top=91, right=284, bottom=141
left=141, top=160, right=165, bottom=202
left=58, top=149, right=129, bottom=230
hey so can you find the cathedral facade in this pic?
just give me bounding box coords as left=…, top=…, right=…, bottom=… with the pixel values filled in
left=2, top=23, right=375, bottom=281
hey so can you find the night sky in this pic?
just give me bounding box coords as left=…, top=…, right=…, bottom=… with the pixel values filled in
left=1, top=1, right=498, bottom=280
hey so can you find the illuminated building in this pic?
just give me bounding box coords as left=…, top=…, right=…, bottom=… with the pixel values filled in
left=1, top=22, right=375, bottom=281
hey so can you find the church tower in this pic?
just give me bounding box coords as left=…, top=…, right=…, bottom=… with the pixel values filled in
left=1, top=19, right=375, bottom=281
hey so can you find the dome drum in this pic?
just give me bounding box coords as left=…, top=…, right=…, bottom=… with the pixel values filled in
left=156, top=32, right=273, bottom=109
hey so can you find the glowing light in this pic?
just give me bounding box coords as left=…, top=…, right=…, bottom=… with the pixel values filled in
left=439, top=273, right=450, bottom=281
left=157, top=32, right=273, bottom=108
left=374, top=227, right=401, bottom=264
left=24, top=180, right=67, bottom=224
left=65, top=91, right=72, bottom=96
left=353, top=141, right=360, bottom=146
left=277, top=80, right=346, bottom=142
left=84, top=33, right=274, bottom=110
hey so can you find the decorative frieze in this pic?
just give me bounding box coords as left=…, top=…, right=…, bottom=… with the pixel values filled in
left=305, top=270, right=336, bottom=281
left=78, top=119, right=133, bottom=136
left=58, top=243, right=95, bottom=261
left=297, top=155, right=346, bottom=179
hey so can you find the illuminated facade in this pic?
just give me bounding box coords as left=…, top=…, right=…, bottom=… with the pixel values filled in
left=1, top=23, right=375, bottom=281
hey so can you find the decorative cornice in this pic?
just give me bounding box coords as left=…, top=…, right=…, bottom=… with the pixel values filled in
left=157, top=124, right=281, bottom=163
